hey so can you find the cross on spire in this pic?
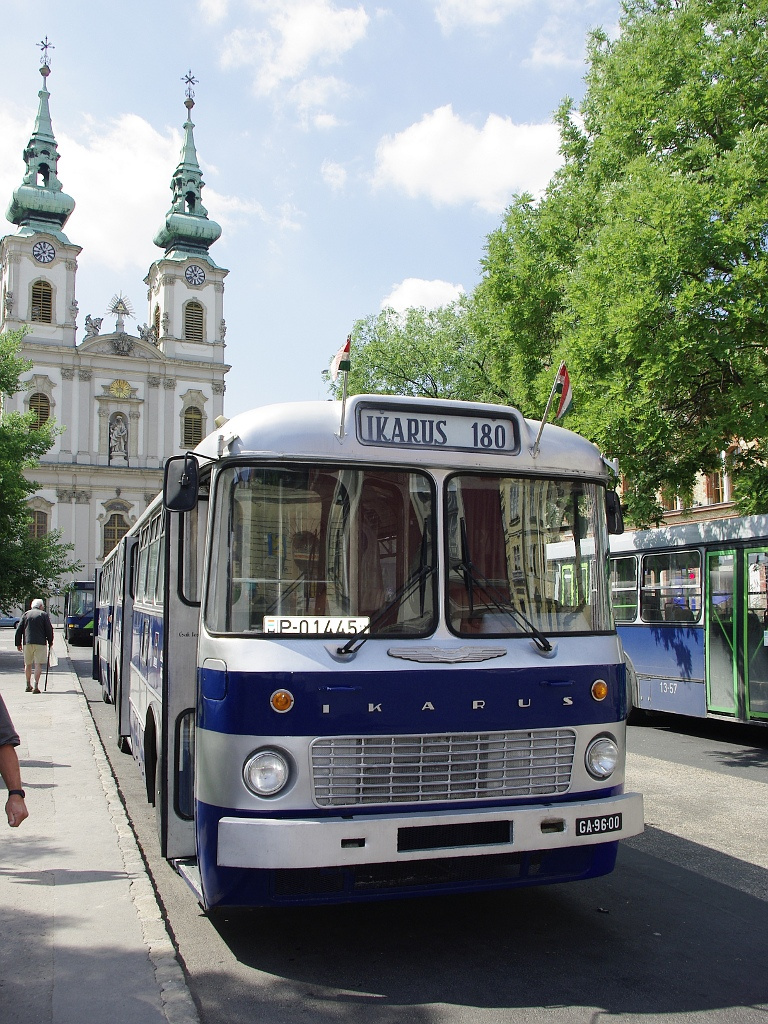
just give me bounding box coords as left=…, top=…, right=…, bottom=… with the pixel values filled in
left=38, top=36, right=54, bottom=67
left=182, top=70, right=198, bottom=101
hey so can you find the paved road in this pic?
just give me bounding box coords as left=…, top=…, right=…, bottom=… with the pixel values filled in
left=70, top=645, right=768, bottom=1024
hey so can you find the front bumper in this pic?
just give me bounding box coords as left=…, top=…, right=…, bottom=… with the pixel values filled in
left=217, top=791, right=644, bottom=870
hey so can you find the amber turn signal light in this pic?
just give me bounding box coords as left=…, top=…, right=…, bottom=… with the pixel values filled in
left=591, top=679, right=609, bottom=701
left=270, top=689, right=294, bottom=713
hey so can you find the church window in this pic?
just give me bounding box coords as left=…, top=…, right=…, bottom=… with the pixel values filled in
left=184, top=301, right=204, bottom=343
left=31, top=280, right=53, bottom=323
left=104, top=513, right=129, bottom=556
left=29, top=392, right=51, bottom=429
left=153, top=304, right=161, bottom=338
left=183, top=407, right=203, bottom=448
left=29, top=510, right=48, bottom=538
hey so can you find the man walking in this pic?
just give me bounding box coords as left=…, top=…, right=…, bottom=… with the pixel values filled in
left=14, top=599, right=54, bottom=694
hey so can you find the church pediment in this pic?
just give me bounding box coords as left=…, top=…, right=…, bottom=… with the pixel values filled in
left=78, top=330, right=168, bottom=360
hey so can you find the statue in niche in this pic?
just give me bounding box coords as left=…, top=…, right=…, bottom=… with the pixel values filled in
left=109, top=414, right=128, bottom=460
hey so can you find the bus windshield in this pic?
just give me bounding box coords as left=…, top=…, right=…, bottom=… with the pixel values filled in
left=68, top=589, right=94, bottom=617
left=446, top=474, right=611, bottom=637
left=206, top=464, right=436, bottom=636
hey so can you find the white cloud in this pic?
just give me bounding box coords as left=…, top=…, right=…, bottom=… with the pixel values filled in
left=287, top=75, right=349, bottom=128
left=0, top=108, right=32, bottom=214
left=34, top=114, right=178, bottom=274
left=197, top=0, right=229, bottom=22
left=523, top=13, right=589, bottom=69
left=372, top=104, right=561, bottom=213
left=382, top=278, right=465, bottom=312
left=321, top=159, right=347, bottom=191
left=219, top=1, right=369, bottom=96
left=432, top=0, right=531, bottom=32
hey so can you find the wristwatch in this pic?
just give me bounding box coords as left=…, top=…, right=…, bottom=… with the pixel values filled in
left=8, top=789, right=25, bottom=798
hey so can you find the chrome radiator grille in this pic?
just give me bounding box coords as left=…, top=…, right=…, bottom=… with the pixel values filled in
left=310, top=729, right=576, bottom=808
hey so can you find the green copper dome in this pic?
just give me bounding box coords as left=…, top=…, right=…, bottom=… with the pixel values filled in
left=6, top=64, right=75, bottom=240
left=154, top=97, right=221, bottom=257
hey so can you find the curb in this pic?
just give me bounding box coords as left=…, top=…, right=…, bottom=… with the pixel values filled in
left=68, top=652, right=202, bottom=1024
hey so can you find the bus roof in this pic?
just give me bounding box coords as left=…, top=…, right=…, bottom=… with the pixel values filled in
left=194, top=395, right=609, bottom=479
left=610, top=514, right=768, bottom=554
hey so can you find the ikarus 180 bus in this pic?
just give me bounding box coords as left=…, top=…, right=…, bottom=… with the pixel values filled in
left=94, top=394, right=643, bottom=910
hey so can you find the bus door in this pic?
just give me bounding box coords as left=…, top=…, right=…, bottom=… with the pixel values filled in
left=159, top=501, right=206, bottom=862
left=92, top=569, right=101, bottom=681
left=115, top=536, right=137, bottom=746
left=744, top=547, right=768, bottom=722
left=705, top=550, right=738, bottom=715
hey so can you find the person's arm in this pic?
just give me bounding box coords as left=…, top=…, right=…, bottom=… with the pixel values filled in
left=14, top=615, right=24, bottom=650
left=0, top=744, right=28, bottom=827
left=46, top=613, right=54, bottom=646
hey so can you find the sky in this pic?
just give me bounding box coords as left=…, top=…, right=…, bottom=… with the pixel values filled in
left=0, top=0, right=622, bottom=419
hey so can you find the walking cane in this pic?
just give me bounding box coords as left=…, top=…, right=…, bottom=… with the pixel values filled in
left=44, top=645, right=51, bottom=692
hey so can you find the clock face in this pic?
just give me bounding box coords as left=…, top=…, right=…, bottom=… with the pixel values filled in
left=109, top=379, right=131, bottom=398
left=32, top=240, right=56, bottom=264
left=185, top=264, right=206, bottom=286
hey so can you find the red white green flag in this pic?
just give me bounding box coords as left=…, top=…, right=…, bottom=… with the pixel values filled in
left=555, top=362, right=573, bottom=419
left=331, top=335, right=351, bottom=382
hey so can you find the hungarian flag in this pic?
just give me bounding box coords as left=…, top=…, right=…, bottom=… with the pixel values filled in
left=554, top=362, right=573, bottom=419
left=331, top=335, right=351, bottom=382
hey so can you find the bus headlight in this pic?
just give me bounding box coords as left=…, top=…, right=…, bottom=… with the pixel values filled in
left=585, top=736, right=619, bottom=780
left=243, top=749, right=290, bottom=796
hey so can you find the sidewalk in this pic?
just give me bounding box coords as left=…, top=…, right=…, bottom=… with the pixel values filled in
left=0, top=627, right=200, bottom=1024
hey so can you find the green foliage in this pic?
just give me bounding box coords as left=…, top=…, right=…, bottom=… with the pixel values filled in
left=0, top=329, right=80, bottom=610
left=478, top=0, right=768, bottom=524
left=328, top=301, right=507, bottom=404
left=324, top=1, right=768, bottom=525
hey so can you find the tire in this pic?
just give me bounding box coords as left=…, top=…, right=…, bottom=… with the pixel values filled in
left=115, top=674, right=131, bottom=753
left=624, top=653, right=646, bottom=724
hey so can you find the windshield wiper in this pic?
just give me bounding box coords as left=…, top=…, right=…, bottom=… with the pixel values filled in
left=337, top=562, right=435, bottom=656
left=455, top=517, right=553, bottom=653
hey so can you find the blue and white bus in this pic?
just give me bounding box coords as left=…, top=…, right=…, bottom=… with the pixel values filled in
left=95, top=394, right=643, bottom=910
left=63, top=580, right=95, bottom=645
left=610, top=515, right=768, bottom=725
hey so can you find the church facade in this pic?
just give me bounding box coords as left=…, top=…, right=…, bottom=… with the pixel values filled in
left=0, top=59, right=229, bottom=587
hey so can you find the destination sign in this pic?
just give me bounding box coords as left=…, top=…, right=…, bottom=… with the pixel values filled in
left=356, top=404, right=520, bottom=454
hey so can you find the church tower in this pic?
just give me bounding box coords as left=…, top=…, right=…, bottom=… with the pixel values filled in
left=0, top=51, right=81, bottom=345
left=0, top=53, right=230, bottom=592
left=145, top=73, right=228, bottom=372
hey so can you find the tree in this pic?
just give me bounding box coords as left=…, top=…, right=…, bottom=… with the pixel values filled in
left=328, top=301, right=506, bottom=404
left=0, top=329, right=80, bottom=609
left=478, top=0, right=768, bottom=524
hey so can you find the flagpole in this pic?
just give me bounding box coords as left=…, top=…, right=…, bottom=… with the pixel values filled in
left=530, top=367, right=562, bottom=458
left=337, top=368, right=349, bottom=440
left=332, top=334, right=352, bottom=441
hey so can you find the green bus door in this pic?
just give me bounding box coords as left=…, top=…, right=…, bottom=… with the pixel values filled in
left=706, top=551, right=737, bottom=715
left=706, top=547, right=768, bottom=722
left=745, top=549, right=768, bottom=721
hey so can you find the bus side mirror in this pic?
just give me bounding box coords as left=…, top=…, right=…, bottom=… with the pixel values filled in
left=164, top=454, right=199, bottom=513
left=606, top=490, right=624, bottom=535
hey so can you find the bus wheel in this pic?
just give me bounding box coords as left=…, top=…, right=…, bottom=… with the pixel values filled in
left=624, top=655, right=646, bottom=724
left=115, top=673, right=131, bottom=754
left=145, top=716, right=157, bottom=806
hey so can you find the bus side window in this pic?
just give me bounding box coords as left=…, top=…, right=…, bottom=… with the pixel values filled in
left=641, top=551, right=701, bottom=624
left=181, top=494, right=207, bottom=605
left=610, top=556, right=638, bottom=622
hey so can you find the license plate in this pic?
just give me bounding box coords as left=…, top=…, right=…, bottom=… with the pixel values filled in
left=263, top=615, right=370, bottom=635
left=575, top=813, right=623, bottom=836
